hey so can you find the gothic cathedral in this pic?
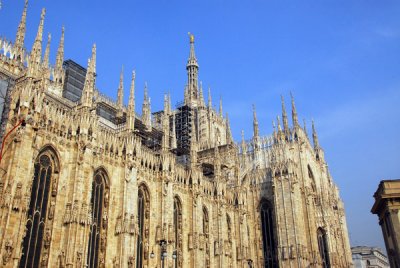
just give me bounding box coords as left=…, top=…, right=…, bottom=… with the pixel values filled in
left=0, top=2, right=353, bottom=268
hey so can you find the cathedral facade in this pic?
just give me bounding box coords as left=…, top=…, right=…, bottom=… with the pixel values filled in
left=0, top=2, right=353, bottom=268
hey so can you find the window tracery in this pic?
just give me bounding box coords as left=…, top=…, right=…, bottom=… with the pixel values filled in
left=19, top=148, right=59, bottom=268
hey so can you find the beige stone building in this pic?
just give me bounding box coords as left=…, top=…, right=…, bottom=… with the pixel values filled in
left=0, top=2, right=352, bottom=268
left=371, top=180, right=400, bottom=268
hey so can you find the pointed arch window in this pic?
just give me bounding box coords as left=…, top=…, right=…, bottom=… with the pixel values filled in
left=260, top=200, right=278, bottom=268
left=173, top=196, right=183, bottom=267
left=87, top=170, right=109, bottom=268
left=317, top=228, right=330, bottom=268
left=20, top=148, right=59, bottom=268
left=137, top=184, right=150, bottom=268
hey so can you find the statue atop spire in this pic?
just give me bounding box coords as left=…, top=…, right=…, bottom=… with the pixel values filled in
left=208, top=87, right=212, bottom=108
left=126, top=70, right=136, bottom=131
left=14, top=0, right=28, bottom=61
left=291, top=92, right=299, bottom=127
left=226, top=113, right=233, bottom=144
left=54, top=26, right=65, bottom=87
left=185, top=32, right=199, bottom=106
left=42, top=33, right=51, bottom=80
left=219, top=97, right=223, bottom=116
left=116, top=66, right=124, bottom=118
left=241, top=130, right=247, bottom=154
left=199, top=82, right=205, bottom=107
left=281, top=95, right=289, bottom=133
left=81, top=44, right=96, bottom=108
left=252, top=104, right=259, bottom=138
left=142, top=83, right=152, bottom=131
left=312, top=120, right=320, bottom=149
left=303, top=119, right=309, bottom=139
left=27, top=8, right=46, bottom=78
left=42, top=33, right=51, bottom=69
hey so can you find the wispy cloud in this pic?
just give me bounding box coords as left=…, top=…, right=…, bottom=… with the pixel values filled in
left=373, top=27, right=399, bottom=39
left=315, top=86, right=400, bottom=141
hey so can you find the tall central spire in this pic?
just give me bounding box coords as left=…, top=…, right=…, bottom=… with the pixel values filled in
left=185, top=33, right=199, bottom=106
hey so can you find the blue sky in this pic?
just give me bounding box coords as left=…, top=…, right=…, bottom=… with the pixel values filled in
left=1, top=0, right=400, bottom=251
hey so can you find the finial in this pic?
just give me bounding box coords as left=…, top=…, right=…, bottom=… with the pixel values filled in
left=253, top=104, right=259, bottom=138
left=208, top=87, right=212, bottom=108
left=303, top=118, right=308, bottom=138
left=128, top=70, right=136, bottom=108
left=14, top=0, right=28, bottom=55
left=142, top=82, right=152, bottom=131
left=219, top=96, right=223, bottom=116
left=117, top=65, right=124, bottom=110
left=55, top=26, right=65, bottom=74
left=27, top=8, right=46, bottom=77
left=144, top=82, right=148, bottom=99
left=171, top=113, right=177, bottom=149
left=312, top=119, right=319, bottom=148
left=277, top=116, right=282, bottom=131
left=91, top=43, right=96, bottom=72
left=281, top=95, right=289, bottom=132
left=126, top=70, right=136, bottom=131
left=188, top=32, right=194, bottom=43
left=290, top=91, right=299, bottom=126
left=80, top=43, right=97, bottom=107
left=42, top=33, right=51, bottom=68
left=199, top=81, right=205, bottom=107
left=226, top=113, right=233, bottom=144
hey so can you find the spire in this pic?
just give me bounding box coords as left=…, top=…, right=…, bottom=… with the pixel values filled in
left=27, top=8, right=46, bottom=77
left=241, top=130, right=247, bottom=154
left=163, top=93, right=170, bottom=115
left=81, top=44, right=96, bottom=107
left=225, top=113, right=233, bottom=144
left=272, top=120, right=276, bottom=133
left=185, top=32, right=199, bottom=106
left=281, top=95, right=289, bottom=132
left=252, top=104, right=259, bottom=138
left=312, top=120, right=320, bottom=149
left=199, top=82, right=205, bottom=107
left=162, top=94, right=170, bottom=150
left=171, top=114, right=177, bottom=149
left=208, top=87, right=212, bottom=108
left=214, top=141, right=221, bottom=176
left=117, top=65, right=124, bottom=114
left=303, top=119, right=309, bottom=138
left=126, top=70, right=136, bottom=131
left=142, top=82, right=152, bottom=131
left=168, top=93, right=172, bottom=113
left=54, top=26, right=65, bottom=86
left=42, top=33, right=51, bottom=68
left=219, top=97, right=223, bottom=116
left=277, top=116, right=282, bottom=132
left=14, top=0, right=28, bottom=59
left=291, top=92, right=299, bottom=126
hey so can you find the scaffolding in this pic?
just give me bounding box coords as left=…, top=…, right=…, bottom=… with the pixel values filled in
left=175, top=105, right=193, bottom=155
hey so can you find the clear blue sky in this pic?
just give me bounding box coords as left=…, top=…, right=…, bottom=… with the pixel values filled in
left=2, top=0, right=400, bottom=252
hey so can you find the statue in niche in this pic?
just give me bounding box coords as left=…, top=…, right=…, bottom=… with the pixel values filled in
left=58, top=251, right=66, bottom=268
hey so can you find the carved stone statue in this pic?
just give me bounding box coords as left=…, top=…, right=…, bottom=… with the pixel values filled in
left=58, top=250, right=66, bottom=268
left=2, top=239, right=13, bottom=265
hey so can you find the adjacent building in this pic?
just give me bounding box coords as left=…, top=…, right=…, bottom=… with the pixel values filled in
left=351, top=246, right=389, bottom=268
left=0, top=2, right=353, bottom=267
left=371, top=179, right=400, bottom=268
